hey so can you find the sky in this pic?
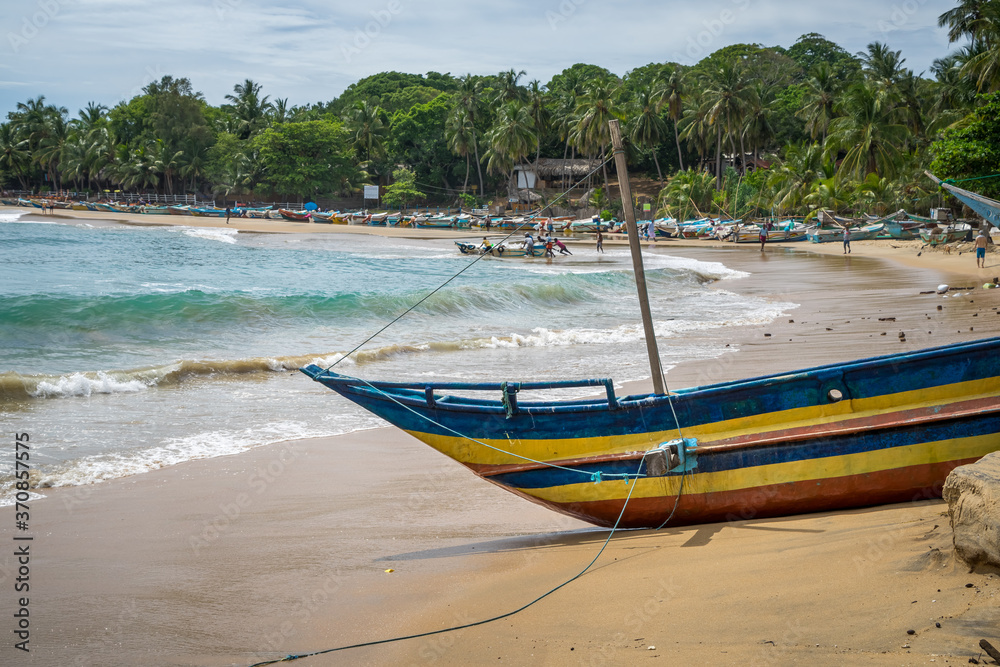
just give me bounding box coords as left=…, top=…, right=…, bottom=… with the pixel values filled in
left=1, top=0, right=961, bottom=117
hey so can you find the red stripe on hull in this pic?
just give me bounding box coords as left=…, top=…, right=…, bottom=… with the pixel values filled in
left=521, top=458, right=979, bottom=529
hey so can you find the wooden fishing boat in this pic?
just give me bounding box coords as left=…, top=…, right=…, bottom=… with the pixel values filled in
left=455, top=241, right=548, bottom=257
left=190, top=207, right=228, bottom=218
left=568, top=217, right=610, bottom=233
left=303, top=336, right=1000, bottom=528
left=807, top=222, right=884, bottom=243
left=311, top=211, right=334, bottom=223
left=417, top=215, right=456, bottom=229
left=303, top=123, right=1000, bottom=530
left=167, top=205, right=191, bottom=215
left=734, top=223, right=808, bottom=243
left=278, top=209, right=311, bottom=222
left=919, top=225, right=970, bottom=245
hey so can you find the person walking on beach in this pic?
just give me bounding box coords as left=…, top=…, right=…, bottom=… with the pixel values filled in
left=976, top=229, right=988, bottom=268
left=758, top=225, right=767, bottom=251
left=843, top=226, right=851, bottom=254
left=225, top=206, right=232, bottom=224
left=596, top=230, right=604, bottom=253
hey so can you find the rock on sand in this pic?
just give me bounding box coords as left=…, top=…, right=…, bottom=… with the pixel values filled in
left=943, top=452, right=1000, bottom=569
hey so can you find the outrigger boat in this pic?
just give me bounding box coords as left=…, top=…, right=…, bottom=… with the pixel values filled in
left=301, top=127, right=1000, bottom=530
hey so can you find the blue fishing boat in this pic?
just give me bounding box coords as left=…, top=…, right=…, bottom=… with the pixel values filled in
left=302, top=129, right=1000, bottom=530
left=302, top=338, right=1000, bottom=528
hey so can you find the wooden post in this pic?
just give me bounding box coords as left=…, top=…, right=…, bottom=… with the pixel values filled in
left=608, top=119, right=665, bottom=395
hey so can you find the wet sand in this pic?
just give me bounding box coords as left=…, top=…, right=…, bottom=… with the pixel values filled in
left=2, top=211, right=1000, bottom=665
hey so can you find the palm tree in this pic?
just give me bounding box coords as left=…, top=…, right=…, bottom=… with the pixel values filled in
left=485, top=101, right=535, bottom=195
left=657, top=168, right=716, bottom=221
left=343, top=100, right=387, bottom=180
left=701, top=61, right=752, bottom=186
left=626, top=87, right=668, bottom=185
left=525, top=80, right=549, bottom=169
left=766, top=142, right=829, bottom=214
left=958, top=2, right=1000, bottom=91
left=494, top=69, right=526, bottom=104
left=574, top=77, right=620, bottom=191
left=268, top=98, right=290, bottom=125
left=825, top=82, right=908, bottom=180
left=225, top=79, right=272, bottom=139
left=663, top=67, right=686, bottom=171
left=0, top=122, right=30, bottom=188
left=860, top=42, right=908, bottom=90
left=445, top=106, right=477, bottom=191
left=797, top=63, right=841, bottom=144
left=939, top=0, right=989, bottom=43
left=454, top=74, right=486, bottom=194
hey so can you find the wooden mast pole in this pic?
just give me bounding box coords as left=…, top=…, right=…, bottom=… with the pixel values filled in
left=608, top=119, right=665, bottom=395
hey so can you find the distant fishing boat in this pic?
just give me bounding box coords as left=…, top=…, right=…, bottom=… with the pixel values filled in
left=807, top=222, right=884, bottom=243
left=278, top=209, right=311, bottom=222
left=303, top=122, right=1000, bottom=529
left=918, top=225, right=971, bottom=245
left=454, top=240, right=548, bottom=257
left=567, top=217, right=610, bottom=233
left=189, top=207, right=227, bottom=218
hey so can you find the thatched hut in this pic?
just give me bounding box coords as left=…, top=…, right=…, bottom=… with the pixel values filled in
left=514, top=159, right=604, bottom=189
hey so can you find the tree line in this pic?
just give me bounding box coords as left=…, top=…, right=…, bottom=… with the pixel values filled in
left=2, top=1, right=1000, bottom=218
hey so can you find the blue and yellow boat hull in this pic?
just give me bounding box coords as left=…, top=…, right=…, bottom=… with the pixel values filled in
left=302, top=337, right=1000, bottom=528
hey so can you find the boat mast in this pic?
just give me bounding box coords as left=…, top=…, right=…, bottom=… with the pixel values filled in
left=608, top=119, right=666, bottom=395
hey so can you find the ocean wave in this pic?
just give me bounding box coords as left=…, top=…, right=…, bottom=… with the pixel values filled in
left=0, top=418, right=384, bottom=504
left=178, top=226, right=239, bottom=244
left=0, top=211, right=26, bottom=223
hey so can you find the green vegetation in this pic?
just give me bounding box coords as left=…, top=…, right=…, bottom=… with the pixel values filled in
left=2, top=2, right=999, bottom=214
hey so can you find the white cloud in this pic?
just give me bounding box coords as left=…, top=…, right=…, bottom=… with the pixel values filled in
left=0, top=0, right=960, bottom=116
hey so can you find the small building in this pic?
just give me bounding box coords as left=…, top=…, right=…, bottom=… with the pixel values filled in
left=513, top=159, right=604, bottom=189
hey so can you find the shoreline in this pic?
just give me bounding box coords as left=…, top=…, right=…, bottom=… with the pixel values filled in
left=2, top=207, right=999, bottom=664
left=7, top=204, right=999, bottom=281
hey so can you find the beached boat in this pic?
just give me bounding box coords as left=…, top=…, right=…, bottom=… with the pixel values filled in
left=167, top=205, right=191, bottom=216
left=311, top=211, right=334, bottom=223
left=303, top=122, right=1000, bottom=530
left=278, top=209, right=312, bottom=222
left=807, top=222, right=884, bottom=243
left=567, top=217, right=610, bottom=233
left=418, top=215, right=456, bottom=229
left=734, top=223, right=808, bottom=243
left=189, top=207, right=227, bottom=218
left=918, top=225, right=970, bottom=245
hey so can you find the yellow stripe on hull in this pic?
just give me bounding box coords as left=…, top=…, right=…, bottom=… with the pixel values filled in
left=404, top=378, right=995, bottom=467
left=515, top=432, right=995, bottom=505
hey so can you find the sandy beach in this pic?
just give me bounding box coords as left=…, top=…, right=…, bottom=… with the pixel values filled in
left=2, top=207, right=999, bottom=666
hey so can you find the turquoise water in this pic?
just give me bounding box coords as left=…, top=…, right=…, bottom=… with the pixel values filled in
left=0, top=210, right=793, bottom=500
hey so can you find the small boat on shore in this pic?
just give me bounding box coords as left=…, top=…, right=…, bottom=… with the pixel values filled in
left=278, top=209, right=312, bottom=222
left=919, top=224, right=971, bottom=245
left=807, top=222, right=884, bottom=243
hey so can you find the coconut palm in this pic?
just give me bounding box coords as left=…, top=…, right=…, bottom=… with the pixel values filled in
left=938, top=0, right=989, bottom=43
left=343, top=99, right=387, bottom=180
left=700, top=61, right=753, bottom=186
left=825, top=82, right=908, bottom=180
left=0, top=122, right=30, bottom=188
left=525, top=80, right=549, bottom=169
left=225, top=79, right=272, bottom=139
left=454, top=74, right=486, bottom=194
left=485, top=100, right=535, bottom=194
left=766, top=142, right=829, bottom=214
left=626, top=87, right=668, bottom=184
left=574, top=77, right=620, bottom=190
left=663, top=67, right=686, bottom=171
left=797, top=63, right=841, bottom=144
left=958, top=2, right=1000, bottom=91
left=656, top=168, right=716, bottom=220
left=445, top=106, right=477, bottom=191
